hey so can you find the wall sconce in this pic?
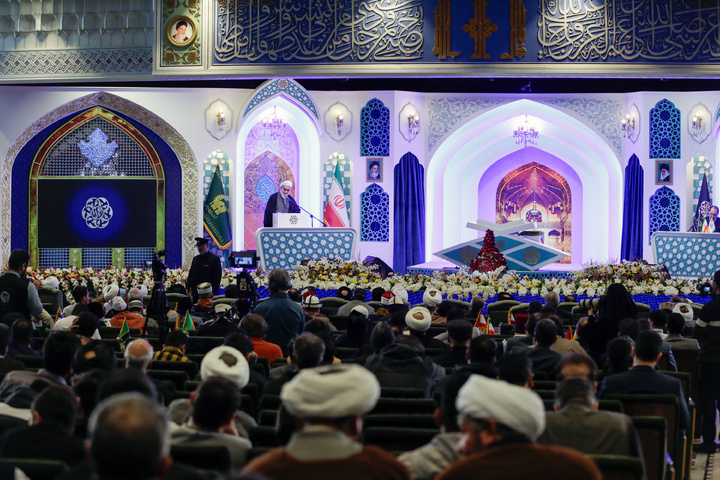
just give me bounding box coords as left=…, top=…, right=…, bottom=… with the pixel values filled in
left=335, top=111, right=344, bottom=135
left=621, top=114, right=635, bottom=138
left=408, top=111, right=420, bottom=137
left=692, top=111, right=704, bottom=137
left=217, top=110, right=226, bottom=131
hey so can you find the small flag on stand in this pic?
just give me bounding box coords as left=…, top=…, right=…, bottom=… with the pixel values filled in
left=474, top=312, right=495, bottom=335
left=117, top=316, right=130, bottom=349
left=692, top=173, right=712, bottom=232
left=565, top=326, right=573, bottom=340
left=179, top=311, right=196, bottom=333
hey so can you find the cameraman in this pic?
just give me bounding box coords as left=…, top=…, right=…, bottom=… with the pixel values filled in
left=693, top=270, right=720, bottom=453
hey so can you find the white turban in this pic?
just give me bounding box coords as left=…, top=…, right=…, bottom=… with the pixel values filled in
left=405, top=306, right=431, bottom=332
left=457, top=375, right=546, bottom=440
left=201, top=346, right=250, bottom=389
left=673, top=303, right=694, bottom=324
left=43, top=276, right=60, bottom=290
left=380, top=292, right=395, bottom=306
left=392, top=287, right=408, bottom=303
left=423, top=288, right=442, bottom=308
left=281, top=364, right=380, bottom=418
left=110, top=296, right=127, bottom=312
left=102, top=284, right=119, bottom=301
left=351, top=305, right=369, bottom=318
left=280, top=180, right=293, bottom=190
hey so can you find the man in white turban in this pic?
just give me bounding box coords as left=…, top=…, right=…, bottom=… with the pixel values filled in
left=243, top=363, right=411, bottom=480
left=263, top=179, right=301, bottom=228
left=437, top=375, right=602, bottom=480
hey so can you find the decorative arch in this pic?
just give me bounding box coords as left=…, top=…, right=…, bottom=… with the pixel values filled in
left=360, top=98, right=390, bottom=157
left=242, top=78, right=320, bottom=127
left=235, top=96, right=321, bottom=249
left=427, top=99, right=622, bottom=264
left=495, top=162, right=571, bottom=261
left=649, top=186, right=681, bottom=239
left=360, top=183, right=390, bottom=242
left=1, top=92, right=198, bottom=268
left=649, top=99, right=681, bottom=159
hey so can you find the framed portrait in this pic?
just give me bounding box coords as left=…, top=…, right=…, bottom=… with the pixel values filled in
left=367, top=158, right=382, bottom=182
left=167, top=15, right=198, bottom=48
left=655, top=160, right=673, bottom=185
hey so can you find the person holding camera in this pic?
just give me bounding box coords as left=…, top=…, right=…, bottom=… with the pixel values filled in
left=693, top=270, right=720, bottom=453
left=186, top=237, right=221, bottom=302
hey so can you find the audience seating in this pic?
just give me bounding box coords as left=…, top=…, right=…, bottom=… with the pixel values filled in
left=631, top=416, right=668, bottom=480
left=170, top=444, right=231, bottom=474
left=257, top=409, right=278, bottom=426
left=150, top=360, right=199, bottom=378
left=335, top=347, right=360, bottom=360
left=508, top=303, right=530, bottom=317
left=186, top=336, right=224, bottom=355
left=249, top=425, right=280, bottom=448
left=370, top=398, right=435, bottom=415
left=147, top=370, right=190, bottom=390
left=98, top=326, right=143, bottom=339
left=165, top=293, right=189, bottom=311
left=634, top=303, right=651, bottom=319
left=557, top=302, right=577, bottom=314
left=500, top=324, right=514, bottom=335
left=0, top=415, right=28, bottom=437
left=37, top=287, right=63, bottom=316
left=588, top=454, right=645, bottom=480
left=446, top=299, right=471, bottom=312
left=361, top=427, right=439, bottom=453
left=320, top=306, right=338, bottom=316
left=486, top=300, right=520, bottom=325
left=380, top=387, right=426, bottom=398
left=212, top=298, right=235, bottom=307
left=364, top=414, right=437, bottom=429
left=328, top=315, right=348, bottom=331
left=571, top=305, right=589, bottom=323
left=14, top=355, right=43, bottom=369
left=321, top=298, right=349, bottom=308
left=259, top=395, right=281, bottom=411
left=7, top=458, right=69, bottom=480
left=367, top=301, right=382, bottom=310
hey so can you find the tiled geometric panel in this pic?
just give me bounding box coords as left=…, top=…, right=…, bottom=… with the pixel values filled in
left=243, top=79, right=319, bottom=119
left=324, top=152, right=352, bottom=217
left=649, top=99, right=681, bottom=159
left=257, top=229, right=356, bottom=271
left=691, top=154, right=714, bottom=216
left=82, top=248, right=112, bottom=269
left=649, top=186, right=681, bottom=241
left=0, top=49, right=152, bottom=76
left=41, top=118, right=153, bottom=177
left=124, top=248, right=155, bottom=269
left=203, top=150, right=232, bottom=266
left=38, top=249, right=69, bottom=269
left=653, top=233, right=720, bottom=278
left=360, top=98, right=390, bottom=157
left=360, top=183, right=390, bottom=242
left=244, top=151, right=294, bottom=250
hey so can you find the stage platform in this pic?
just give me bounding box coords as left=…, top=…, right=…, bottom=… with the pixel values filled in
left=406, top=261, right=583, bottom=279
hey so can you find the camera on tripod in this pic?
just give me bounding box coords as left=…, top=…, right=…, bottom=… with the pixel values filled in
left=229, top=250, right=258, bottom=269
left=229, top=251, right=259, bottom=317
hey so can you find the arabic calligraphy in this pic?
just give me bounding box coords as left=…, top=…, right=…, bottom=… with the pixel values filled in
left=501, top=0, right=526, bottom=60
left=463, top=0, right=497, bottom=59
left=538, top=0, right=720, bottom=62
left=214, top=0, right=423, bottom=63
left=82, top=197, right=113, bottom=229
left=433, top=0, right=460, bottom=59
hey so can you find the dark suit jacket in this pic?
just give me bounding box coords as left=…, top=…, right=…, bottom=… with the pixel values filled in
left=0, top=356, right=24, bottom=375
left=0, top=423, right=85, bottom=466
left=597, top=365, right=690, bottom=428
left=527, top=346, right=563, bottom=379
left=263, top=192, right=301, bottom=228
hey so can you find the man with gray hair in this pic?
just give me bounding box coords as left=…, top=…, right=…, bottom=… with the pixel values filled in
left=436, top=376, right=601, bottom=480
left=544, top=291, right=572, bottom=323
left=538, top=377, right=642, bottom=458
left=88, top=393, right=172, bottom=480
left=254, top=268, right=304, bottom=353
left=124, top=339, right=176, bottom=405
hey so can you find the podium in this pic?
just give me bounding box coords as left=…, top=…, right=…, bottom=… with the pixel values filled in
left=652, top=231, right=720, bottom=278
left=255, top=227, right=357, bottom=271
left=273, top=212, right=311, bottom=228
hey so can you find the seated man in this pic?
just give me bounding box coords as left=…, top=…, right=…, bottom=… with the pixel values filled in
left=598, top=330, right=690, bottom=429
left=432, top=320, right=472, bottom=368
left=337, top=288, right=376, bottom=317
left=437, top=376, right=601, bottom=480
left=7, top=317, right=39, bottom=358
left=665, top=313, right=699, bottom=351
left=527, top=318, right=563, bottom=379
left=538, top=377, right=643, bottom=458
left=243, top=363, right=410, bottom=480
left=153, top=330, right=190, bottom=362
left=0, top=386, right=85, bottom=466
left=194, top=282, right=215, bottom=314
left=171, top=376, right=252, bottom=470
left=263, top=332, right=325, bottom=396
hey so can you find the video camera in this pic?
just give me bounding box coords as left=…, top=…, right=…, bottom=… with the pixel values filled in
left=697, top=281, right=713, bottom=297
left=229, top=251, right=259, bottom=316
left=229, top=250, right=258, bottom=269
left=149, top=249, right=168, bottom=282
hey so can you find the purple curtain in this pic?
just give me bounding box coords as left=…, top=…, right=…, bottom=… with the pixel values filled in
left=621, top=154, right=643, bottom=260
left=393, top=152, right=425, bottom=273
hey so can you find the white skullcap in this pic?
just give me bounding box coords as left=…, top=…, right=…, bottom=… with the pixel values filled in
left=281, top=364, right=380, bottom=418
left=201, top=346, right=250, bottom=389
left=405, top=306, right=431, bottom=332
left=197, top=283, right=213, bottom=296
left=137, top=285, right=149, bottom=297
left=110, top=296, right=127, bottom=312
left=280, top=180, right=293, bottom=189
left=215, top=303, right=232, bottom=313
left=457, top=375, right=546, bottom=440
left=423, top=288, right=442, bottom=308
left=43, top=276, right=60, bottom=290
left=673, top=303, right=694, bottom=323
left=303, top=295, right=322, bottom=309
left=127, top=288, right=143, bottom=301
left=102, top=284, right=119, bottom=301
left=389, top=295, right=405, bottom=306
left=351, top=305, right=369, bottom=318
left=380, top=292, right=395, bottom=305
left=392, top=287, right=408, bottom=303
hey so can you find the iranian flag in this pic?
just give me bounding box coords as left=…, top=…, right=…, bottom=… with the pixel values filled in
left=323, top=162, right=350, bottom=227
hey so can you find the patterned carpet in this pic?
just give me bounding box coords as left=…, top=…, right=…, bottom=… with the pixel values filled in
left=692, top=450, right=714, bottom=480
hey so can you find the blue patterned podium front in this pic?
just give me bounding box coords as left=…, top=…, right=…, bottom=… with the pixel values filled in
left=255, top=227, right=357, bottom=271
left=651, top=231, right=720, bottom=278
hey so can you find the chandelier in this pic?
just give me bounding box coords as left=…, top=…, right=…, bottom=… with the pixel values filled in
left=261, top=106, right=286, bottom=139
left=513, top=114, right=539, bottom=148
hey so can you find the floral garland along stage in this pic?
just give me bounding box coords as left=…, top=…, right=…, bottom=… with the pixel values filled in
left=25, top=259, right=706, bottom=303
